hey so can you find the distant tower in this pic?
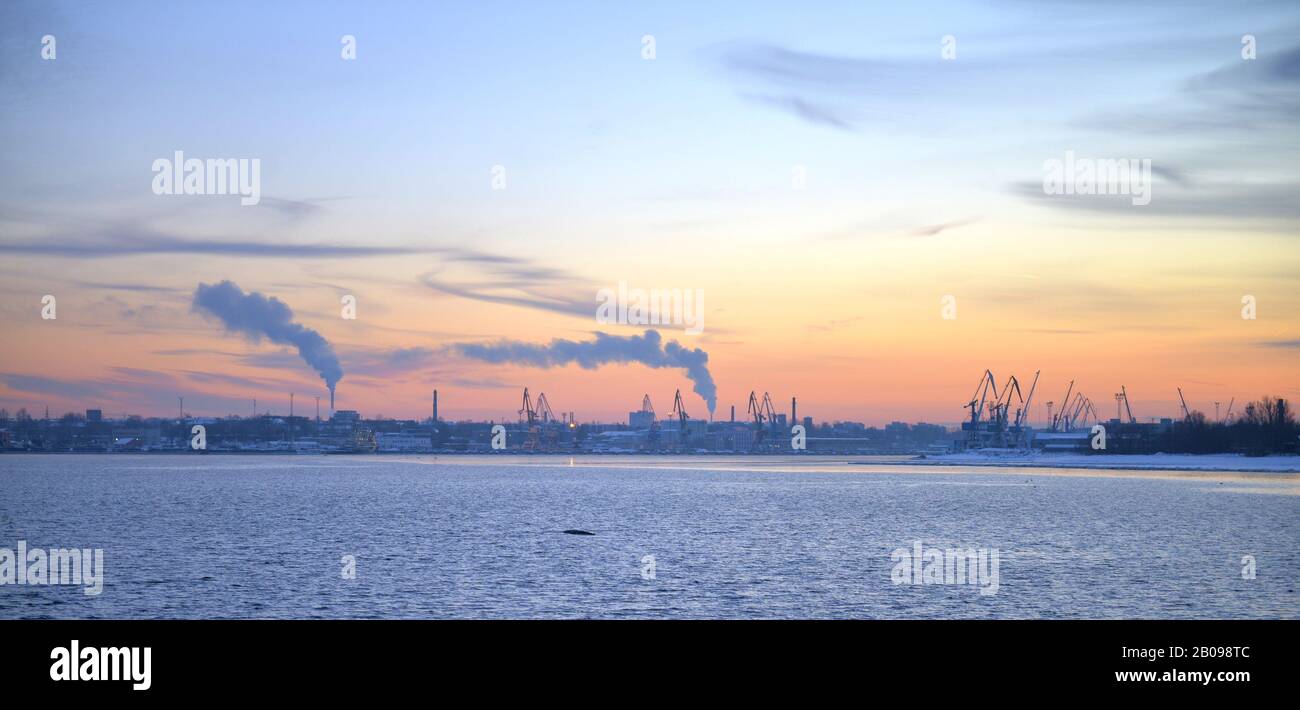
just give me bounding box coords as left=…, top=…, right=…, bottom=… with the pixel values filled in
left=730, top=405, right=735, bottom=423
left=431, top=389, right=439, bottom=450
left=791, top=397, right=797, bottom=425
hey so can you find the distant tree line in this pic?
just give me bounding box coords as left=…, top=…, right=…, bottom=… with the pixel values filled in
left=1162, top=396, right=1297, bottom=455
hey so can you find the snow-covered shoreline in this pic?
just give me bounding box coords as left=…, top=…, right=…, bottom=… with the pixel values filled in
left=901, top=451, right=1300, bottom=473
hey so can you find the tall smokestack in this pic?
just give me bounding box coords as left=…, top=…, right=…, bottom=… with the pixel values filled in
left=433, top=389, right=438, bottom=423
left=792, top=397, right=797, bottom=424
left=329, top=386, right=335, bottom=414
left=730, top=405, right=735, bottom=423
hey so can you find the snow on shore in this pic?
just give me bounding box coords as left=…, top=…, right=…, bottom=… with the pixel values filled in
left=908, top=450, right=1300, bottom=473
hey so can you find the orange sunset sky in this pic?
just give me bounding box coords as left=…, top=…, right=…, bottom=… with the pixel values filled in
left=2, top=2, right=1297, bottom=425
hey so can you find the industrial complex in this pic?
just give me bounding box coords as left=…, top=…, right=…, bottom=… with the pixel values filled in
left=1, top=374, right=1293, bottom=456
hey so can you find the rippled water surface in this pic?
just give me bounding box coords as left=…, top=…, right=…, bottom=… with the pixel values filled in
left=1, top=454, right=1296, bottom=619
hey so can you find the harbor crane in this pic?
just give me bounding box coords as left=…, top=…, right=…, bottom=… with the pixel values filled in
left=747, top=390, right=780, bottom=450
left=962, top=370, right=1041, bottom=448
left=965, top=370, right=1000, bottom=428
left=535, top=392, right=557, bottom=424
left=518, top=388, right=562, bottom=451
left=1050, top=380, right=1075, bottom=432
left=747, top=390, right=763, bottom=427
left=536, top=392, right=562, bottom=448
left=1012, top=370, right=1040, bottom=447
left=641, top=394, right=661, bottom=448
left=669, top=389, right=691, bottom=448
left=519, top=387, right=536, bottom=425
left=995, top=375, right=1022, bottom=421
left=1060, top=392, right=1098, bottom=432
left=1177, top=388, right=1191, bottom=421
left=1120, top=386, right=1136, bottom=424
left=641, top=394, right=656, bottom=420
left=761, top=392, right=778, bottom=431
left=518, top=388, right=540, bottom=450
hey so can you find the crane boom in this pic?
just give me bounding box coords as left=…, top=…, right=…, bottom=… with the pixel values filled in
left=1016, top=370, right=1040, bottom=429
left=670, top=389, right=690, bottom=447
left=965, top=369, right=999, bottom=425
left=535, top=393, right=557, bottom=424
left=1052, top=380, right=1075, bottom=431
left=760, top=392, right=778, bottom=428
left=518, top=388, right=536, bottom=424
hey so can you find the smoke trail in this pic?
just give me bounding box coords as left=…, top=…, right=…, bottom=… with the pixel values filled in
left=192, top=281, right=343, bottom=395
left=452, top=329, right=718, bottom=415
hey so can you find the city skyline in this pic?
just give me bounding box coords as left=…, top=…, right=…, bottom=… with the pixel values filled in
left=2, top=0, right=1298, bottom=425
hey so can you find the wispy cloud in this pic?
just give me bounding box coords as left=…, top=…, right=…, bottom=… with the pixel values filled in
left=743, top=93, right=857, bottom=131
left=1010, top=180, right=1300, bottom=221
left=0, top=228, right=433, bottom=259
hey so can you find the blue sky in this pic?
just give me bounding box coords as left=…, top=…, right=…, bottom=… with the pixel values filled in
left=6, top=0, right=1296, bottom=242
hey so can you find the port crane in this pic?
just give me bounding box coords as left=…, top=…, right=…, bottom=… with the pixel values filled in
left=519, top=388, right=535, bottom=425
left=516, top=388, right=562, bottom=451
left=995, top=375, right=1022, bottom=421
left=747, top=390, right=763, bottom=426
left=1177, top=388, right=1191, bottom=421
left=641, top=394, right=661, bottom=449
left=1012, top=370, right=1040, bottom=447
left=1120, top=386, right=1136, bottom=424
left=965, top=369, right=1000, bottom=428
left=1060, top=393, right=1098, bottom=432
left=535, top=392, right=557, bottom=424
left=1050, top=380, right=1074, bottom=432
left=517, top=388, right=540, bottom=450
left=669, top=389, right=691, bottom=448
left=747, top=390, right=780, bottom=450
left=535, top=393, right=563, bottom=448
left=761, top=392, right=778, bottom=431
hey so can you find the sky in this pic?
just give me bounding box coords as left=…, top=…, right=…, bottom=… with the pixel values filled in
left=1, top=0, right=1298, bottom=426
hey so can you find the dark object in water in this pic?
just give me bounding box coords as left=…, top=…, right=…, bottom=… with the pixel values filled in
left=562, top=529, right=595, bottom=536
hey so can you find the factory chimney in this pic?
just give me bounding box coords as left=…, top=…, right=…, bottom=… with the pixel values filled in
left=730, top=405, right=735, bottom=423
left=792, top=397, right=797, bottom=425
left=433, top=389, right=439, bottom=423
